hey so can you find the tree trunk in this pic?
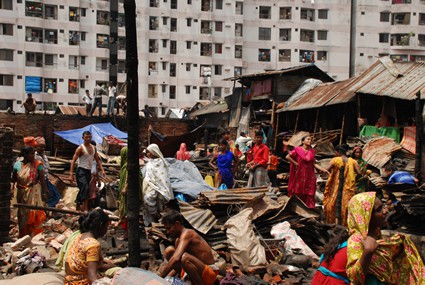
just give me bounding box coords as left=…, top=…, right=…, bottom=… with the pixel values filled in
left=124, top=0, right=141, bottom=267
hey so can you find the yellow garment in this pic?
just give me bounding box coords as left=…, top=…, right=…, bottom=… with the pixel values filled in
left=323, top=157, right=358, bottom=226
left=347, top=192, right=425, bottom=285
left=204, top=175, right=214, bottom=187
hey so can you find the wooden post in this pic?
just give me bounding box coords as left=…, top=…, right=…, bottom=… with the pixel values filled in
left=274, top=112, right=280, bottom=151
left=357, top=94, right=362, bottom=133
left=415, top=91, right=423, bottom=183
left=340, top=109, right=346, bottom=145
left=313, top=109, right=320, bottom=133
left=294, top=111, right=300, bottom=133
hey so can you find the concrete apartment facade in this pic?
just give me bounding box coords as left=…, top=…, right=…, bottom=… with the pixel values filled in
left=0, top=0, right=424, bottom=115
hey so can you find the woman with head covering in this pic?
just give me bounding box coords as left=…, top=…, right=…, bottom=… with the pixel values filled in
left=347, top=192, right=425, bottom=285
left=323, top=145, right=361, bottom=226
left=175, top=142, right=191, bottom=161
left=285, top=135, right=329, bottom=208
left=11, top=146, right=49, bottom=237
left=351, top=146, right=369, bottom=193
left=142, top=144, right=173, bottom=226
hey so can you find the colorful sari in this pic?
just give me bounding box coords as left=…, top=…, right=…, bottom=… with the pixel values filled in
left=356, top=157, right=368, bottom=193
left=65, top=234, right=101, bottom=285
left=13, top=160, right=46, bottom=237
left=323, top=157, right=358, bottom=226
left=347, top=192, right=425, bottom=285
left=217, top=150, right=234, bottom=189
left=288, top=146, right=317, bottom=208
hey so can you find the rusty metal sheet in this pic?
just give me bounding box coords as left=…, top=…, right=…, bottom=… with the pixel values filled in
left=362, top=137, right=402, bottom=168
left=178, top=200, right=217, bottom=234
left=58, top=105, right=88, bottom=116
left=189, top=101, right=228, bottom=118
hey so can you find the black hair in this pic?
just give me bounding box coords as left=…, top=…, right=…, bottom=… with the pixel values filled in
left=90, top=140, right=96, bottom=146
left=220, top=139, right=229, bottom=147
left=20, top=146, right=34, bottom=157
left=300, top=135, right=311, bottom=144
left=384, top=163, right=397, bottom=173
left=162, top=210, right=184, bottom=225
left=79, top=208, right=109, bottom=238
left=322, top=228, right=349, bottom=262
left=240, top=132, right=245, bottom=136
left=255, top=131, right=263, bottom=137
left=85, top=89, right=89, bottom=92
left=335, top=145, right=347, bottom=156
left=221, top=130, right=230, bottom=137
left=269, top=148, right=275, bottom=154
left=27, top=93, right=32, bottom=96
left=82, top=131, right=92, bottom=137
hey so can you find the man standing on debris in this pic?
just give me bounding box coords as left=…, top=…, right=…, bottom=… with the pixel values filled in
left=160, top=211, right=220, bottom=285
left=69, top=131, right=105, bottom=211
left=106, top=81, right=117, bottom=117
left=21, top=93, right=36, bottom=114
left=89, top=83, right=106, bottom=117
left=246, top=131, right=269, bottom=187
left=82, top=89, right=93, bottom=116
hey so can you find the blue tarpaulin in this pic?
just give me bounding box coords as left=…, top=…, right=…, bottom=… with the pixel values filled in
left=25, top=76, right=42, bottom=93
left=54, top=123, right=127, bottom=145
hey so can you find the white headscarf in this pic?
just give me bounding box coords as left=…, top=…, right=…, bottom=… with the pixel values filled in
left=146, top=143, right=168, bottom=166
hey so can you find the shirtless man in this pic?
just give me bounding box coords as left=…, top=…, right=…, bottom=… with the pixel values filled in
left=69, top=131, right=105, bottom=211
left=160, top=211, right=218, bottom=285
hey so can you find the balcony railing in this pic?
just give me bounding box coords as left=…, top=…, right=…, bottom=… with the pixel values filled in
left=26, top=36, right=43, bottom=43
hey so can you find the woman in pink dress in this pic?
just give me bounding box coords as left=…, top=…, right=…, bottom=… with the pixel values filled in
left=285, top=135, right=329, bottom=208
left=175, top=143, right=191, bottom=161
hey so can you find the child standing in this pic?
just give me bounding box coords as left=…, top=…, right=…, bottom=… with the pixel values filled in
left=268, top=148, right=279, bottom=188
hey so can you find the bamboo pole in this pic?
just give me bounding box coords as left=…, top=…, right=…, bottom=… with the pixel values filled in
left=274, top=112, right=280, bottom=151
left=339, top=111, right=346, bottom=145
left=294, top=111, right=300, bottom=133
left=313, top=109, right=320, bottom=133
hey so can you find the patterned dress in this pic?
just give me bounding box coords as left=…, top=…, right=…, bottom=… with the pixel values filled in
left=347, top=192, right=425, bottom=285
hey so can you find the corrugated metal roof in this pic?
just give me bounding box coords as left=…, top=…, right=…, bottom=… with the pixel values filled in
left=58, top=105, right=89, bottom=116
left=356, top=59, right=425, bottom=100
left=179, top=200, right=217, bottom=234
left=189, top=101, right=228, bottom=118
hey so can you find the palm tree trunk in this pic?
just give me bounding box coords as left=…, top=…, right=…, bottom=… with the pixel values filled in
left=124, top=0, right=141, bottom=267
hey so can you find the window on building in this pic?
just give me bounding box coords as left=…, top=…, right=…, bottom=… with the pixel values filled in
left=80, top=32, right=86, bottom=41
left=317, top=51, right=327, bottom=61
left=234, top=66, right=242, bottom=76
left=278, top=49, right=291, bottom=62
left=390, top=54, right=408, bottom=62
left=169, top=85, right=176, bottom=99
left=279, top=29, right=291, bottom=41
left=149, top=16, right=159, bottom=30
left=0, top=0, right=13, bottom=10
left=318, top=9, right=328, bottom=19
left=258, top=27, right=271, bottom=40
left=161, top=84, right=167, bottom=93
left=69, top=55, right=79, bottom=69
left=149, top=39, right=158, bottom=53
left=318, top=30, right=328, bottom=40
left=148, top=84, right=158, bottom=98
left=68, top=79, right=78, bottom=94
left=235, top=45, right=242, bottom=58
left=170, top=18, right=177, bottom=32
left=44, top=29, right=58, bottom=44
left=69, top=31, right=80, bottom=45
left=0, top=74, right=13, bottom=86
left=186, top=63, right=191, bottom=71
left=44, top=54, right=56, bottom=66
left=26, top=27, right=43, bottom=43
left=96, top=58, right=108, bottom=71
left=259, top=6, right=271, bottom=19
left=170, top=63, right=176, bottom=77
left=235, top=2, right=243, bottom=15
left=419, top=13, right=425, bottom=25
left=235, top=23, right=243, bottom=37
left=44, top=78, right=57, bottom=93
left=97, top=34, right=109, bottom=48
left=171, top=0, right=177, bottom=9
left=97, top=10, right=109, bottom=25
left=26, top=52, right=42, bottom=67
left=118, top=60, right=125, bottom=73
left=300, top=50, right=314, bottom=62
left=200, top=43, right=212, bottom=56
left=185, top=86, right=191, bottom=94
left=170, top=40, right=177, bottom=54
left=162, top=17, right=168, bottom=25
left=44, top=4, right=57, bottom=19
left=199, top=87, right=209, bottom=100
left=186, top=41, right=191, bottom=49
left=118, top=13, right=125, bottom=27
left=81, top=56, right=86, bottom=65
left=0, top=23, right=13, bottom=35
left=162, top=62, right=167, bottom=70
left=280, top=7, right=291, bottom=19
left=148, top=62, right=157, bottom=74
left=300, top=29, right=315, bottom=42
left=187, top=18, right=192, bottom=26
left=391, top=33, right=410, bottom=46
left=215, top=21, right=223, bottom=32
left=215, top=43, right=222, bottom=54
left=410, top=55, right=425, bottom=62
left=391, top=0, right=411, bottom=4
left=380, top=12, right=390, bottom=22
left=201, top=0, right=212, bottom=11
left=118, top=37, right=126, bottom=50
left=0, top=49, right=13, bottom=61
left=162, top=39, right=168, bottom=48
left=150, top=0, right=159, bottom=7
left=214, top=65, right=222, bottom=75
left=379, top=33, right=389, bottom=43
left=69, top=7, right=80, bottom=21
left=81, top=8, right=86, bottom=17
left=187, top=0, right=192, bottom=4
left=201, top=20, right=212, bottom=34
left=418, top=34, right=425, bottom=46
left=213, top=87, right=222, bottom=98
left=392, top=12, right=410, bottom=25
left=258, top=49, right=270, bottom=61
left=301, top=8, right=315, bottom=21
left=216, top=0, right=223, bottom=9
left=25, top=1, right=43, bottom=18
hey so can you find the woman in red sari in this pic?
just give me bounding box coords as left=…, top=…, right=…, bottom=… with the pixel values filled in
left=175, top=143, right=191, bottom=161
left=286, top=135, right=329, bottom=208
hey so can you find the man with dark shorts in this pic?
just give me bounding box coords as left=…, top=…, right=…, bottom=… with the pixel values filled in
left=160, top=211, right=221, bottom=285
left=69, top=131, right=105, bottom=211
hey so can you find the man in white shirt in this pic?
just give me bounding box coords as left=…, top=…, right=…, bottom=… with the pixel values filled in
left=235, top=132, right=251, bottom=154
left=89, top=83, right=106, bottom=117
left=107, top=81, right=117, bottom=116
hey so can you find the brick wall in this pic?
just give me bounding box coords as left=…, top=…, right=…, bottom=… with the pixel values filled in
left=0, top=113, right=194, bottom=157
left=0, top=128, right=13, bottom=243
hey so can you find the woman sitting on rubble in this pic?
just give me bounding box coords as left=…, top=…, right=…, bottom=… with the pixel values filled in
left=65, top=208, right=114, bottom=285
left=209, top=140, right=240, bottom=189
left=142, top=143, right=174, bottom=226
left=351, top=146, right=369, bottom=193
left=175, top=142, right=191, bottom=161
left=323, top=145, right=361, bottom=226
left=346, top=192, right=425, bottom=285
left=311, top=228, right=350, bottom=284
left=11, top=145, right=49, bottom=237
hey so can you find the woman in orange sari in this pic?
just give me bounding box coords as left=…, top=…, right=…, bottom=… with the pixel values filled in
left=65, top=208, right=112, bottom=285
left=323, top=145, right=361, bottom=226
left=11, top=146, right=48, bottom=237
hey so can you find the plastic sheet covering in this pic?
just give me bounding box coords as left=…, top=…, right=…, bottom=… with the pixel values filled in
left=112, top=268, right=168, bottom=285
left=223, top=208, right=266, bottom=266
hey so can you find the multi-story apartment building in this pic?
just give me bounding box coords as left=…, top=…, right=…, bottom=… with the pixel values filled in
left=0, top=0, right=424, bottom=115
